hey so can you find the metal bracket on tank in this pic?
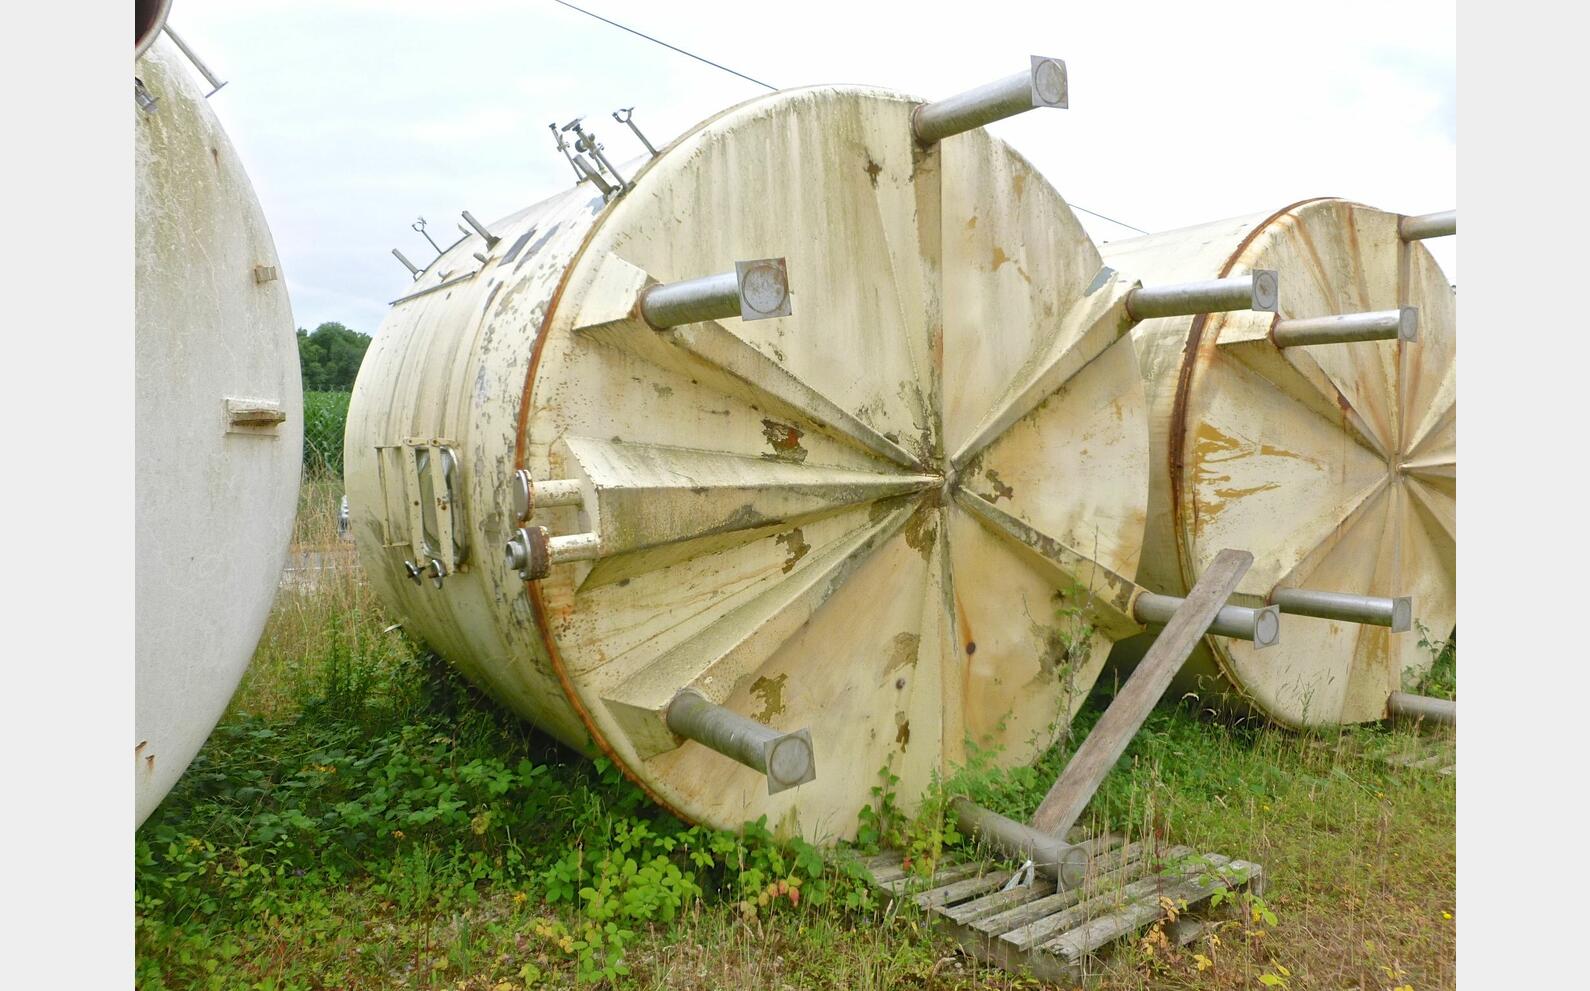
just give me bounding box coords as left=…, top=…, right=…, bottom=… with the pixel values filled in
left=612, top=108, right=658, bottom=157
left=387, top=442, right=469, bottom=588
left=135, top=78, right=159, bottom=113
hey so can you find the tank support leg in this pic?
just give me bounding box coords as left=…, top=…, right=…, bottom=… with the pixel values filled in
left=1125, top=271, right=1278, bottom=321
left=665, top=690, right=816, bottom=794
left=639, top=258, right=791, bottom=328
left=950, top=797, right=1090, bottom=888
left=1132, top=592, right=1280, bottom=648
left=1387, top=692, right=1455, bottom=725
left=1270, top=588, right=1412, bottom=631
left=1031, top=549, right=1255, bottom=836
left=1273, top=307, right=1417, bottom=347
left=912, top=56, right=1068, bottom=144
left=1399, top=210, right=1456, bottom=240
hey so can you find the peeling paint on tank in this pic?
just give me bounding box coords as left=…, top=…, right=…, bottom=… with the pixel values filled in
left=759, top=418, right=807, bottom=462
left=883, top=632, right=921, bottom=675
left=984, top=469, right=1014, bottom=503
left=903, top=501, right=938, bottom=562
left=775, top=528, right=809, bottom=573
left=751, top=673, right=788, bottom=722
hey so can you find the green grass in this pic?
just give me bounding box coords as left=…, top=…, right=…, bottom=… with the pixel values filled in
left=137, top=486, right=1455, bottom=989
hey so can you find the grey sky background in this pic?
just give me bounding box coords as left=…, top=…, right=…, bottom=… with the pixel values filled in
left=175, top=0, right=1456, bottom=335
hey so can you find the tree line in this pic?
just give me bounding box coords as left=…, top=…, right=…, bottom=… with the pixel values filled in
left=297, top=322, right=371, bottom=392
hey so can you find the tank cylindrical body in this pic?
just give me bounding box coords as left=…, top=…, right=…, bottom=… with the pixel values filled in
left=347, top=85, right=1157, bottom=837
left=136, top=38, right=302, bottom=824
left=1101, top=199, right=1456, bottom=726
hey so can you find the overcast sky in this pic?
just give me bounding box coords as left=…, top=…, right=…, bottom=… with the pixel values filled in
left=172, top=0, right=1456, bottom=335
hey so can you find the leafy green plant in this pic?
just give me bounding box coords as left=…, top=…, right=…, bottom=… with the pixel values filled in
left=1409, top=621, right=1457, bottom=700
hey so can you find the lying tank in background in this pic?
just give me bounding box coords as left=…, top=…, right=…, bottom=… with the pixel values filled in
left=135, top=3, right=302, bottom=826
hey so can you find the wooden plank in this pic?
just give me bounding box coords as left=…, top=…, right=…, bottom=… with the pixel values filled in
left=1001, top=865, right=1203, bottom=953
left=916, top=869, right=1016, bottom=910
left=971, top=843, right=1171, bottom=938
left=878, top=859, right=987, bottom=895
left=862, top=851, right=906, bottom=872
left=1043, top=857, right=1265, bottom=964
left=1029, top=549, right=1255, bottom=835
left=937, top=878, right=1058, bottom=926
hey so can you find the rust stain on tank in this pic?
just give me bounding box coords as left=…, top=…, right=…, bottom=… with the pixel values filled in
left=1167, top=198, right=1334, bottom=589
left=895, top=712, right=910, bottom=750
left=775, top=528, right=809, bottom=573
left=991, top=246, right=1010, bottom=270
left=750, top=673, right=788, bottom=722
left=984, top=469, right=1014, bottom=503
left=760, top=418, right=808, bottom=462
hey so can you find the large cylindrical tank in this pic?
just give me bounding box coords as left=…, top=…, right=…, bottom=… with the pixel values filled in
left=136, top=33, right=302, bottom=824
left=1100, top=199, right=1456, bottom=726
left=347, top=85, right=1156, bottom=838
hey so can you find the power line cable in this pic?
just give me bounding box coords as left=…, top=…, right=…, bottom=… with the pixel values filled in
left=551, top=0, right=1151, bottom=235
left=552, top=1, right=777, bottom=92
left=1068, top=204, right=1150, bottom=236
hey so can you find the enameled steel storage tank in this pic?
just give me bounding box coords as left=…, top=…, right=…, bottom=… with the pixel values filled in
left=136, top=25, right=301, bottom=825
left=1100, top=198, right=1456, bottom=726
left=345, top=82, right=1169, bottom=838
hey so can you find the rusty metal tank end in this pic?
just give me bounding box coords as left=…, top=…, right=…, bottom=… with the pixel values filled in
left=912, top=56, right=1067, bottom=144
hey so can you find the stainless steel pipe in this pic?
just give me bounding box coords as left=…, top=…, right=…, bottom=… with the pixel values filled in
left=949, top=797, right=1089, bottom=888
left=1399, top=210, right=1456, bottom=241
left=1387, top=691, right=1455, bottom=725
left=1271, top=588, right=1412, bottom=631
left=1133, top=592, right=1280, bottom=648
left=1126, top=271, right=1278, bottom=321
left=639, top=258, right=792, bottom=328
left=504, top=526, right=598, bottom=580
left=665, top=690, right=817, bottom=794
left=509, top=471, right=583, bottom=522
left=1273, top=307, right=1418, bottom=347
left=912, top=56, right=1067, bottom=144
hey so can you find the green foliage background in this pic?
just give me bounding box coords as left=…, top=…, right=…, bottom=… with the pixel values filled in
left=303, top=391, right=351, bottom=476
left=297, top=322, right=370, bottom=392
left=295, top=322, right=368, bottom=478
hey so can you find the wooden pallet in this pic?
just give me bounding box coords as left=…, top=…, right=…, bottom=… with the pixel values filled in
left=863, top=833, right=1264, bottom=985
left=1311, top=734, right=1456, bottom=777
